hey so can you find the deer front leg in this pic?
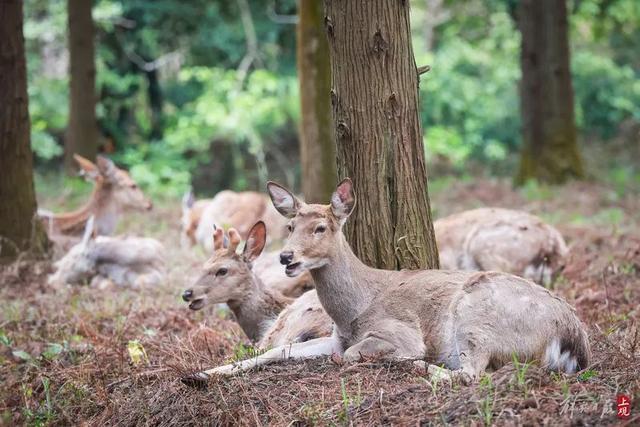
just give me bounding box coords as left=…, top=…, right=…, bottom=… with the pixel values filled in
left=183, top=336, right=342, bottom=386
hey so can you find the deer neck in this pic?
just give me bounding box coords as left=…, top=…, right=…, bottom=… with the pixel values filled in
left=310, top=233, right=383, bottom=336
left=227, top=275, right=291, bottom=343
left=50, top=181, right=115, bottom=234
left=91, top=184, right=120, bottom=235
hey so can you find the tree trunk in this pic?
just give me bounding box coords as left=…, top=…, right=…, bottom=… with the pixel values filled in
left=65, top=0, right=99, bottom=173
left=297, top=0, right=336, bottom=203
left=516, top=0, right=584, bottom=185
left=0, top=0, right=50, bottom=261
left=324, top=0, right=439, bottom=270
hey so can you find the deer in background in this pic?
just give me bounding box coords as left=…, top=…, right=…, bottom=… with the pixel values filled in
left=180, top=189, right=212, bottom=247
left=182, top=222, right=331, bottom=346
left=39, top=154, right=152, bottom=237
left=189, top=190, right=289, bottom=251
left=191, top=179, right=589, bottom=382
left=435, top=208, right=568, bottom=286
left=48, top=216, right=165, bottom=288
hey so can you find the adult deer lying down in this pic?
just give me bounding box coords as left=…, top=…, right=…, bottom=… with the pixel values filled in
left=182, top=222, right=331, bottom=346
left=435, top=208, right=568, bottom=286
left=39, top=155, right=152, bottom=237
left=193, top=179, right=589, bottom=381
left=48, top=217, right=164, bottom=288
left=193, top=190, right=288, bottom=251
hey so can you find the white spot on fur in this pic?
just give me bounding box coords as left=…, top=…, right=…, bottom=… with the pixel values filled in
left=544, top=338, right=578, bottom=373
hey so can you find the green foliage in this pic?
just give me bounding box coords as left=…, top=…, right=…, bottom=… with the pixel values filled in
left=572, top=52, right=640, bottom=138
left=418, top=10, right=521, bottom=170
left=116, top=67, right=299, bottom=194
left=22, top=0, right=640, bottom=187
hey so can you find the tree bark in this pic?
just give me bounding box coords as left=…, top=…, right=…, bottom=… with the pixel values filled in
left=0, top=0, right=50, bottom=261
left=516, top=0, right=584, bottom=184
left=65, top=0, right=99, bottom=173
left=297, top=0, right=336, bottom=203
left=324, top=0, right=439, bottom=270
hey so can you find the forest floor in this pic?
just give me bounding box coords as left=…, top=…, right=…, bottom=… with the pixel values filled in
left=1, top=176, right=639, bottom=426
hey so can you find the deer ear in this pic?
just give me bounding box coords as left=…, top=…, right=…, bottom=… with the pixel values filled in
left=243, top=221, right=266, bottom=263
left=267, top=181, right=300, bottom=218
left=73, top=154, right=99, bottom=180
left=96, top=155, right=117, bottom=180
left=81, top=215, right=96, bottom=247
left=212, top=226, right=224, bottom=251
left=182, top=188, right=195, bottom=209
left=227, top=228, right=241, bottom=254
left=331, top=178, right=356, bottom=223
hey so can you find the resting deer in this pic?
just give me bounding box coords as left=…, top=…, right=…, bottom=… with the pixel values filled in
left=192, top=179, right=589, bottom=382
left=435, top=208, right=568, bottom=286
left=182, top=222, right=331, bottom=346
left=193, top=191, right=289, bottom=251
left=48, top=216, right=165, bottom=288
left=180, top=189, right=212, bottom=247
left=39, top=154, right=152, bottom=237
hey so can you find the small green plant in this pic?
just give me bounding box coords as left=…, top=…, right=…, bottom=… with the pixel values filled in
left=21, top=378, right=56, bottom=426
left=511, top=353, right=531, bottom=396
left=299, top=403, right=325, bottom=425
left=477, top=374, right=495, bottom=426
left=551, top=372, right=570, bottom=399
left=230, top=343, right=264, bottom=363
left=337, top=377, right=362, bottom=424
left=577, top=369, right=598, bottom=382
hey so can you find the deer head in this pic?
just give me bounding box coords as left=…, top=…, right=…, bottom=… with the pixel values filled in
left=74, top=154, right=152, bottom=211
left=267, top=178, right=355, bottom=277
left=182, top=221, right=267, bottom=310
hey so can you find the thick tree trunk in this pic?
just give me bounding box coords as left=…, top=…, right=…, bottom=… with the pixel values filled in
left=0, top=0, right=50, bottom=261
left=324, top=0, right=439, bottom=270
left=65, top=0, right=99, bottom=173
left=516, top=0, right=584, bottom=184
left=297, top=0, right=336, bottom=203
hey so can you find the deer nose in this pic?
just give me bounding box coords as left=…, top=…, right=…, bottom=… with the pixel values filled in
left=182, top=289, right=193, bottom=301
left=280, top=251, right=294, bottom=265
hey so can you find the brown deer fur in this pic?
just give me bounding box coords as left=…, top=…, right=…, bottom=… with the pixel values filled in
left=193, top=191, right=288, bottom=251
left=435, top=208, right=568, bottom=285
left=196, top=179, right=589, bottom=381
left=39, top=155, right=152, bottom=237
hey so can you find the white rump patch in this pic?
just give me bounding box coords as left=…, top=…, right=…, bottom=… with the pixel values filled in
left=544, top=338, right=578, bottom=373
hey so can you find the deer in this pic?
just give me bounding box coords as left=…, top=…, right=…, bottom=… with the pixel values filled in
left=188, top=179, right=590, bottom=383
left=180, top=189, right=212, bottom=247
left=193, top=190, right=289, bottom=251
left=434, top=208, right=568, bottom=286
left=39, top=154, right=152, bottom=238
left=182, top=222, right=331, bottom=346
left=48, top=216, right=165, bottom=288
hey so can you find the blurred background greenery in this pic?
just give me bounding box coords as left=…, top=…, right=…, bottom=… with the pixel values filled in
left=25, top=0, right=640, bottom=196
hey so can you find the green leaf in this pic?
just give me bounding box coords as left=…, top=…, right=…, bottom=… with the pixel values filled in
left=12, top=350, right=32, bottom=361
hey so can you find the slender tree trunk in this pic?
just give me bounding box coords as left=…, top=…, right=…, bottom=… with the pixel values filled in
left=0, top=0, right=49, bottom=261
left=516, top=0, right=584, bottom=184
left=65, top=0, right=98, bottom=173
left=324, top=0, right=439, bottom=270
left=297, top=0, right=336, bottom=203
left=146, top=68, right=164, bottom=140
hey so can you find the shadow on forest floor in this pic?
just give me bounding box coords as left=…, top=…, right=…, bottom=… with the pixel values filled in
left=1, top=177, right=639, bottom=425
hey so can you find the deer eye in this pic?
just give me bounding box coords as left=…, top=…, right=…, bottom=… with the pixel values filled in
left=216, top=268, right=228, bottom=277
left=287, top=224, right=294, bottom=232
left=314, top=225, right=327, bottom=234
left=130, top=184, right=138, bottom=189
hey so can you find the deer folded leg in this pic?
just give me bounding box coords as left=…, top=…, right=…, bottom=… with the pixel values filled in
left=183, top=336, right=342, bottom=386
